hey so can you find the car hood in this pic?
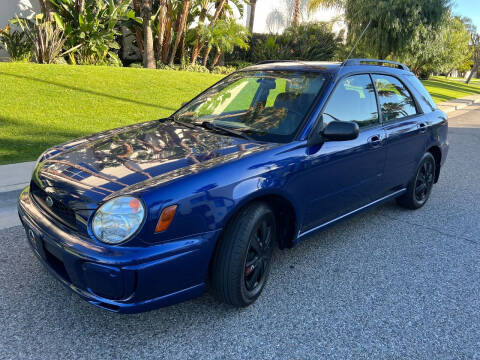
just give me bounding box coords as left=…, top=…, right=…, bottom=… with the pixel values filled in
left=33, top=119, right=274, bottom=209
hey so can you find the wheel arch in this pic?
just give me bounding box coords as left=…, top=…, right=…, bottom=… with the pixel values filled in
left=426, top=145, right=442, bottom=183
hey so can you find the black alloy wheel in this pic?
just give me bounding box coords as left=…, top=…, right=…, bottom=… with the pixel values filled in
left=397, top=152, right=436, bottom=209
left=211, top=202, right=276, bottom=307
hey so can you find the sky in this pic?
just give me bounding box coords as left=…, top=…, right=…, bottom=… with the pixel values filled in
left=240, top=0, right=480, bottom=34
left=452, top=0, right=480, bottom=29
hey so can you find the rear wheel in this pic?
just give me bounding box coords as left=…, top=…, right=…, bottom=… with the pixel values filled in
left=211, top=202, right=276, bottom=307
left=396, top=152, right=436, bottom=209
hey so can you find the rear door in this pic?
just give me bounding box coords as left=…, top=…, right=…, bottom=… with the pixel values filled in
left=299, top=74, right=387, bottom=232
left=372, top=74, right=427, bottom=194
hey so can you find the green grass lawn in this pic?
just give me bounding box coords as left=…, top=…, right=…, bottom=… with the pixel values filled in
left=423, top=76, right=480, bottom=103
left=2, top=63, right=480, bottom=165
left=0, top=63, right=223, bottom=165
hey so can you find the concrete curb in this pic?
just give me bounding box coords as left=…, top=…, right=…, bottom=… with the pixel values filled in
left=437, top=94, right=480, bottom=113
left=0, top=161, right=35, bottom=194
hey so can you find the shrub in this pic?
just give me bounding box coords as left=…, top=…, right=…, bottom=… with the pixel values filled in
left=180, top=63, right=210, bottom=73
left=156, top=62, right=176, bottom=70
left=226, top=22, right=341, bottom=63
left=226, top=60, right=253, bottom=69
left=0, top=24, right=32, bottom=61
left=211, top=66, right=236, bottom=74
left=14, top=16, right=67, bottom=64
left=129, top=62, right=143, bottom=68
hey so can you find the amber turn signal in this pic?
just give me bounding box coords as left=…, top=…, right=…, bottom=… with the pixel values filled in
left=155, top=205, right=178, bottom=233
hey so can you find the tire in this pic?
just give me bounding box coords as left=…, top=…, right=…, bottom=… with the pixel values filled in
left=396, top=152, right=436, bottom=210
left=210, top=202, right=276, bottom=307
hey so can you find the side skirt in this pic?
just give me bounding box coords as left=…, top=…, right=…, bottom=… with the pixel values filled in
left=295, top=188, right=406, bottom=242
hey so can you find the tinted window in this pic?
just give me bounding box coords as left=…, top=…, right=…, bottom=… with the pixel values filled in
left=406, top=74, right=437, bottom=112
left=372, top=74, right=418, bottom=121
left=323, top=74, right=379, bottom=129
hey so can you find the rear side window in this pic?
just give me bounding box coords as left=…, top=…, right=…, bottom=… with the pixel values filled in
left=323, top=74, right=379, bottom=129
left=372, top=74, right=418, bottom=121
left=406, top=75, right=437, bottom=112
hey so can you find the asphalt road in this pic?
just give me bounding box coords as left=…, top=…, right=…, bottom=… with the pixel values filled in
left=1, top=106, right=480, bottom=359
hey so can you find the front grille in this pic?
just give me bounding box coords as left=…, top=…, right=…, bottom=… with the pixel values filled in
left=30, top=181, right=77, bottom=230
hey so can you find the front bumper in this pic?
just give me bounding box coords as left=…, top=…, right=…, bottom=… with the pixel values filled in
left=17, top=187, right=221, bottom=313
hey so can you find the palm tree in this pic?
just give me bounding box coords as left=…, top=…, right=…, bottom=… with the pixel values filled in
left=208, top=19, right=249, bottom=68
left=168, top=0, right=191, bottom=65
left=141, top=0, right=156, bottom=68
left=292, top=0, right=300, bottom=25
left=156, top=0, right=167, bottom=61
left=307, top=0, right=344, bottom=12
left=190, top=0, right=212, bottom=64
left=247, top=0, right=257, bottom=33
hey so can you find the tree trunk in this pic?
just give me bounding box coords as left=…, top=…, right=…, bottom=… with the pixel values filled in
left=38, top=0, right=54, bottom=20
left=161, top=1, right=173, bottom=64
left=203, top=46, right=212, bottom=66
left=248, top=0, right=257, bottom=33
left=466, top=63, right=479, bottom=84
left=292, top=0, right=300, bottom=26
left=168, top=0, right=191, bottom=66
left=211, top=50, right=222, bottom=68
left=75, top=0, right=85, bottom=14
left=141, top=0, right=156, bottom=68
left=211, top=0, right=226, bottom=24
left=156, top=0, right=167, bottom=61
left=132, top=0, right=144, bottom=60
left=190, top=7, right=208, bottom=65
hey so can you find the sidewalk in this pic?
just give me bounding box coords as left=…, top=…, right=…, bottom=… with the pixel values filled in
left=0, top=161, right=35, bottom=229
left=0, top=93, right=479, bottom=230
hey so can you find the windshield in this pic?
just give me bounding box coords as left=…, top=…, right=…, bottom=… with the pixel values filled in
left=173, top=70, right=327, bottom=143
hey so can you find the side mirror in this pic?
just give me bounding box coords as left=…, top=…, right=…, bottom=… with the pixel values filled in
left=322, top=121, right=359, bottom=141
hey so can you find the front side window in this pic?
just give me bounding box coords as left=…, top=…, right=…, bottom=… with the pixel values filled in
left=372, top=74, right=418, bottom=121
left=174, top=71, right=327, bottom=142
left=322, top=74, right=379, bottom=129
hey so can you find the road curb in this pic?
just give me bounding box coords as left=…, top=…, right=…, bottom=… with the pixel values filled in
left=437, top=94, right=480, bottom=113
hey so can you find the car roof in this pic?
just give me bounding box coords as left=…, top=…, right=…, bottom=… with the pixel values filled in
left=241, top=59, right=413, bottom=76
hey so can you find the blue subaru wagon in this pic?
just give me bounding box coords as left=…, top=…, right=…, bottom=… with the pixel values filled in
left=18, top=59, right=448, bottom=313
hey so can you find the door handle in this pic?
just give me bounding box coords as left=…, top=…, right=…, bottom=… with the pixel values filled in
left=418, top=122, right=427, bottom=133
left=368, top=134, right=382, bottom=147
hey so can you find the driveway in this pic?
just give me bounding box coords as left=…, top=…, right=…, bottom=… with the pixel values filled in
left=1, top=106, right=480, bottom=359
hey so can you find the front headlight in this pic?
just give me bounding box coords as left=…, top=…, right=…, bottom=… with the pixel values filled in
left=92, top=196, right=145, bottom=244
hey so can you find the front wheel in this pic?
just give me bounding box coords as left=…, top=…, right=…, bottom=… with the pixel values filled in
left=210, top=202, right=276, bottom=307
left=397, top=152, right=436, bottom=209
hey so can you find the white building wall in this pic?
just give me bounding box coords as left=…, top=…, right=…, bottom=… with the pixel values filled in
left=0, top=0, right=39, bottom=59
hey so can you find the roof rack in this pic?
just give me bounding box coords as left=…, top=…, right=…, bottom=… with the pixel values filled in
left=343, top=58, right=410, bottom=71
left=255, top=60, right=300, bottom=65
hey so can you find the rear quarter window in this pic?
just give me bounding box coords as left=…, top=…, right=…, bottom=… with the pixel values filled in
left=405, top=75, right=437, bottom=112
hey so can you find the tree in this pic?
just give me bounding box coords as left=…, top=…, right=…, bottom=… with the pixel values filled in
left=190, top=0, right=211, bottom=64
left=156, top=0, right=167, bottom=61
left=292, top=0, right=300, bottom=25
left=207, top=18, right=249, bottom=67
left=344, top=0, right=450, bottom=59
left=247, top=0, right=257, bottom=32
left=266, top=9, right=285, bottom=34
left=141, top=0, right=156, bottom=68
left=464, top=20, right=480, bottom=84
left=168, top=0, right=191, bottom=65
left=307, top=0, right=344, bottom=12
left=397, top=14, right=471, bottom=79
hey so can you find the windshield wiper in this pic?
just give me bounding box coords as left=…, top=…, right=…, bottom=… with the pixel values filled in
left=200, top=121, right=254, bottom=141
left=168, top=116, right=200, bottom=130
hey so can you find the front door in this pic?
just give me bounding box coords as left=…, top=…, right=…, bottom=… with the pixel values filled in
left=298, top=74, right=387, bottom=232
